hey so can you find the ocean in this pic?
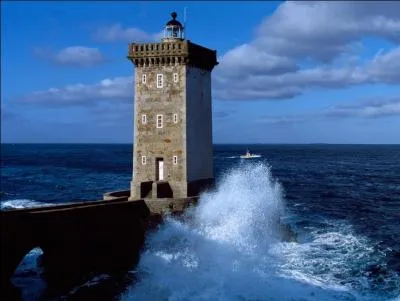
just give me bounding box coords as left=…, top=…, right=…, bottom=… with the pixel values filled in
left=1, top=143, right=399, bottom=301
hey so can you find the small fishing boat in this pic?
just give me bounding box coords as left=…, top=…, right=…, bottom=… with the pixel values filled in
left=240, top=149, right=261, bottom=159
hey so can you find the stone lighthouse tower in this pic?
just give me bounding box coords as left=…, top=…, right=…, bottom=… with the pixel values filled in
left=127, top=12, right=218, bottom=201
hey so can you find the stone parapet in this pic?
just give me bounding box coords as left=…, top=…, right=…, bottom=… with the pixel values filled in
left=128, top=40, right=218, bottom=71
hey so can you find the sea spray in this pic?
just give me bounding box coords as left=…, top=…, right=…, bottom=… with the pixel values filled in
left=121, top=162, right=358, bottom=301
left=11, top=248, right=47, bottom=300
left=189, top=162, right=285, bottom=253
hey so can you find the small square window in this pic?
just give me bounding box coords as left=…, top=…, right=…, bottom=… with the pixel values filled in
left=142, top=74, right=146, bottom=84
left=173, top=156, right=178, bottom=165
left=141, top=114, right=147, bottom=124
left=173, top=73, right=179, bottom=83
left=157, top=74, right=163, bottom=88
left=141, top=156, right=146, bottom=165
left=156, top=114, right=163, bottom=128
left=173, top=113, right=178, bottom=124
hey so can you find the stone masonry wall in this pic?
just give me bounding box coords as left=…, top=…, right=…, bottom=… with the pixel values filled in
left=131, top=63, right=188, bottom=198
left=128, top=39, right=217, bottom=200
left=186, top=66, right=213, bottom=181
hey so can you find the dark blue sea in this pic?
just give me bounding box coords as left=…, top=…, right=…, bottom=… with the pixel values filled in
left=1, top=144, right=399, bottom=301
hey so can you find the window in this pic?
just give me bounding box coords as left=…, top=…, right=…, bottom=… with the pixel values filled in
left=173, top=73, right=179, bottom=83
left=157, top=74, right=163, bottom=88
left=141, top=156, right=147, bottom=165
left=156, top=114, right=163, bottom=128
left=173, top=113, right=178, bottom=124
left=173, top=156, right=178, bottom=165
left=142, top=74, right=146, bottom=84
left=141, top=114, right=147, bottom=124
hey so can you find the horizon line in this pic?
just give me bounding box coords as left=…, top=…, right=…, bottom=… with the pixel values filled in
left=1, top=142, right=399, bottom=146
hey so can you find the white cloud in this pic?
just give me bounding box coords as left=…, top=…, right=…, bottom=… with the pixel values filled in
left=18, top=76, right=133, bottom=107
left=215, top=45, right=400, bottom=100
left=93, top=24, right=162, bottom=42
left=22, top=46, right=400, bottom=105
left=366, top=47, right=400, bottom=83
left=326, top=98, right=400, bottom=118
left=54, top=47, right=105, bottom=67
left=21, top=2, right=400, bottom=105
left=257, top=97, right=400, bottom=124
left=255, top=1, right=400, bottom=62
left=215, top=1, right=400, bottom=100
left=217, top=44, right=298, bottom=78
left=34, top=46, right=105, bottom=67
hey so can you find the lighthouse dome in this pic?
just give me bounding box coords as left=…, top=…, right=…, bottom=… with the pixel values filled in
left=166, top=12, right=183, bottom=27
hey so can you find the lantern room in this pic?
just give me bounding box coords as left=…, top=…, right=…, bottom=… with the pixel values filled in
left=163, top=12, right=184, bottom=41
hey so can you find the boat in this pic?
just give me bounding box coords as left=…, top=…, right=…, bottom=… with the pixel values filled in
left=240, top=149, right=262, bottom=159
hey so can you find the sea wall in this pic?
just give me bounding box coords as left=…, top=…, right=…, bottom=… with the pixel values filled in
left=1, top=193, right=201, bottom=296
left=1, top=199, right=149, bottom=298
left=103, top=190, right=199, bottom=214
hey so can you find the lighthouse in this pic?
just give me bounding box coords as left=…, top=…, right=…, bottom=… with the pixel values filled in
left=127, top=12, right=218, bottom=201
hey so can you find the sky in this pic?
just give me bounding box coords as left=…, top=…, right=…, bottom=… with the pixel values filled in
left=1, top=1, right=400, bottom=144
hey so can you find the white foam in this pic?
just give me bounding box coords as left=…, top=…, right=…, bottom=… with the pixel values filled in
left=122, top=162, right=385, bottom=301
left=0, top=199, right=54, bottom=210
left=14, top=247, right=44, bottom=272
left=11, top=247, right=47, bottom=300
left=190, top=163, right=284, bottom=253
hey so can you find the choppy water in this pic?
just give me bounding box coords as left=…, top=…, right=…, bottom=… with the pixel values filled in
left=1, top=144, right=399, bottom=300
